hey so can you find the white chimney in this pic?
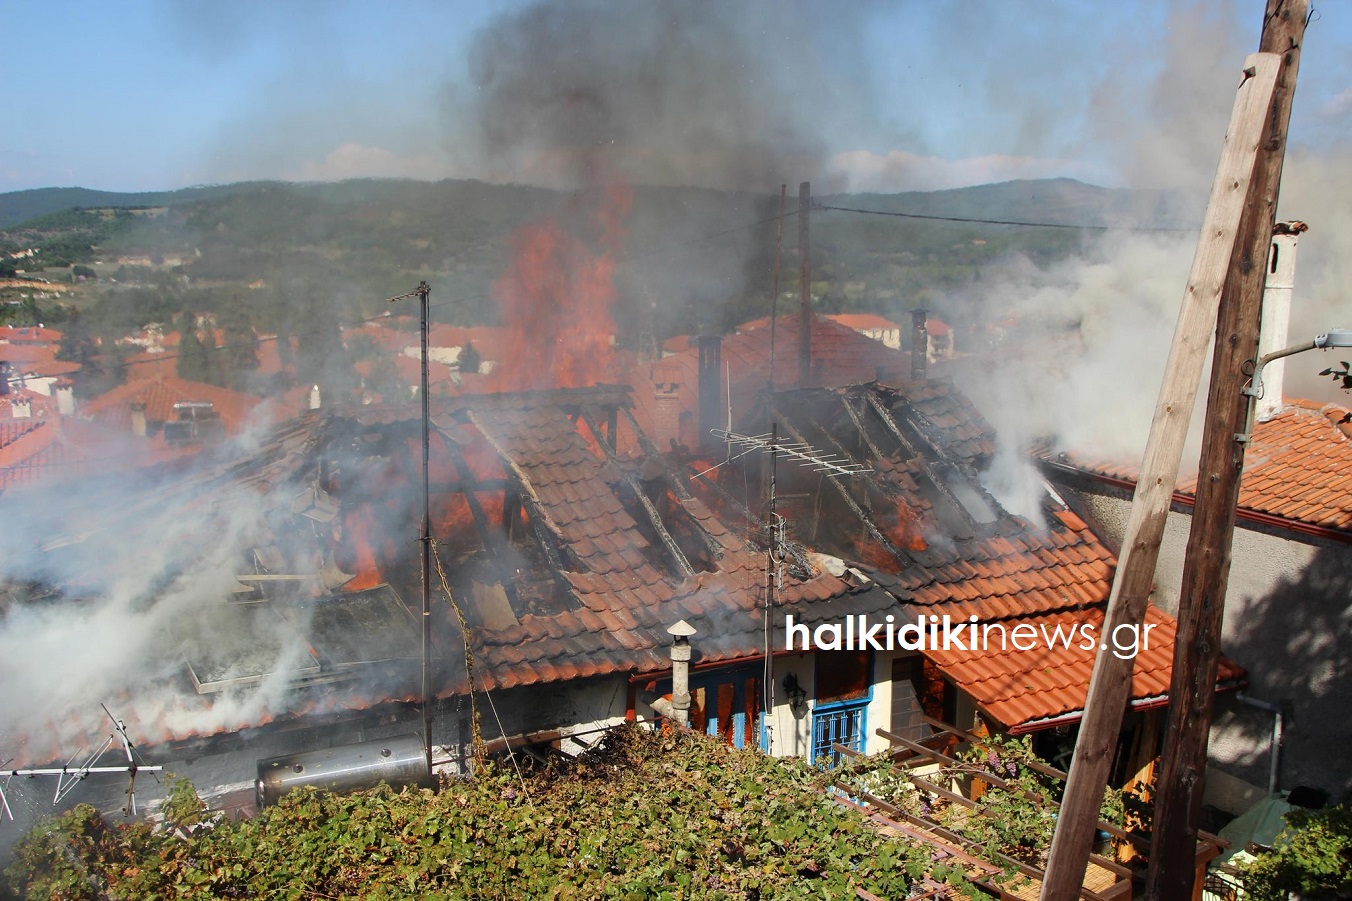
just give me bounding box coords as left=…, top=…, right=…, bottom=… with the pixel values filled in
left=667, top=620, right=697, bottom=727
left=56, top=385, right=75, bottom=416
left=130, top=402, right=147, bottom=437
left=1256, top=222, right=1305, bottom=422
left=11, top=398, right=30, bottom=419
left=309, top=384, right=322, bottom=410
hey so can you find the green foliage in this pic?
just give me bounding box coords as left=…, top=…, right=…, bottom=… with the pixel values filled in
left=845, top=733, right=1126, bottom=889
left=1238, top=804, right=1352, bottom=900
left=5, top=727, right=987, bottom=899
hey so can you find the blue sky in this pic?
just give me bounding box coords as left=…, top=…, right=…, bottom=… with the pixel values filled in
left=2, top=0, right=1348, bottom=195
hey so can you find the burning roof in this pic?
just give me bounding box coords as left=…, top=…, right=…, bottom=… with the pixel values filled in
left=690, top=379, right=1244, bottom=729
left=0, top=384, right=887, bottom=766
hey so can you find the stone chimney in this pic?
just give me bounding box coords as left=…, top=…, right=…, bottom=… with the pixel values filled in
left=1256, top=222, right=1306, bottom=422
left=130, top=402, right=147, bottom=437
left=309, top=384, right=322, bottom=410
left=652, top=380, right=681, bottom=451
left=910, top=309, right=928, bottom=380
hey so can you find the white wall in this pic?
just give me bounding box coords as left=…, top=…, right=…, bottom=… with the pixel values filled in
left=1067, top=487, right=1352, bottom=804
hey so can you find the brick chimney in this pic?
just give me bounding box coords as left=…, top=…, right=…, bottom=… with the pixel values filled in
left=910, top=309, right=928, bottom=380
left=652, top=379, right=681, bottom=450
left=1256, top=222, right=1306, bottom=422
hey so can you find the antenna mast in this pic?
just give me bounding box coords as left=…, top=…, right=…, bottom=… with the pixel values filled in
left=1, top=705, right=163, bottom=822
left=389, top=281, right=434, bottom=768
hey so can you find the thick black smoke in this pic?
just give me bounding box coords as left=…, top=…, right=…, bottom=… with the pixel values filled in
left=450, top=0, right=875, bottom=191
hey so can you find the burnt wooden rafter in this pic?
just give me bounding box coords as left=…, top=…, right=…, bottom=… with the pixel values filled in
left=439, top=437, right=525, bottom=611
left=464, top=411, right=577, bottom=592
left=862, top=390, right=983, bottom=534
left=785, top=398, right=917, bottom=569
left=767, top=398, right=906, bottom=561
left=616, top=405, right=727, bottom=564
left=577, top=404, right=695, bottom=580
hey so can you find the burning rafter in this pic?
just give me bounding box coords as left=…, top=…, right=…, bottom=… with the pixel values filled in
left=577, top=404, right=695, bottom=579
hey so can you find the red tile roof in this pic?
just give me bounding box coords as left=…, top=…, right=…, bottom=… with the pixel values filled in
left=1038, top=397, right=1352, bottom=535
left=703, top=381, right=1240, bottom=729
left=0, top=417, right=189, bottom=493
left=0, top=325, right=62, bottom=345
left=0, top=343, right=58, bottom=366
left=825, top=313, right=904, bottom=333
left=923, top=605, right=1245, bottom=731
left=80, top=375, right=269, bottom=435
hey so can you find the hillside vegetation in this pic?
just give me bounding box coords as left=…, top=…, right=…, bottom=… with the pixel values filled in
left=0, top=177, right=1189, bottom=348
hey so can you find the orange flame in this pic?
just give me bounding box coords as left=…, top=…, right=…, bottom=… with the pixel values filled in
left=887, top=497, right=928, bottom=553
left=489, top=181, right=633, bottom=391
left=343, top=508, right=384, bottom=591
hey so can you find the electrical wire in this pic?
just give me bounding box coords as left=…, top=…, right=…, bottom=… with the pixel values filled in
left=815, top=203, right=1198, bottom=233
left=431, top=541, right=530, bottom=799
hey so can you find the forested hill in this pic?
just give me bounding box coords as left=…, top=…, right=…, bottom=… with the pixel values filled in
left=0, top=176, right=1189, bottom=344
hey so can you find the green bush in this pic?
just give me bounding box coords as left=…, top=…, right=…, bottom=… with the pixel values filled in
left=1239, top=804, right=1352, bottom=900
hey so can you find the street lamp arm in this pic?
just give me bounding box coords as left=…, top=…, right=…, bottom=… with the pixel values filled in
left=1238, top=329, right=1352, bottom=442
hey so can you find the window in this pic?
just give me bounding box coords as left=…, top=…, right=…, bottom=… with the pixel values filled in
left=811, top=701, right=867, bottom=767
left=811, top=651, right=873, bottom=766
left=652, top=664, right=764, bottom=750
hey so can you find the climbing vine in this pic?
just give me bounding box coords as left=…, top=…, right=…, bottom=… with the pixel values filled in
left=6, top=726, right=990, bottom=900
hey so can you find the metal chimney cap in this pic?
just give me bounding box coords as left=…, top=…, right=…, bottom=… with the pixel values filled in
left=666, top=619, right=697, bottom=638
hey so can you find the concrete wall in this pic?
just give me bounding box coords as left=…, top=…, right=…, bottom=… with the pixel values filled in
left=1064, top=485, right=1352, bottom=809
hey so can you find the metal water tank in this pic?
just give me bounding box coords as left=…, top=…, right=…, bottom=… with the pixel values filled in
left=255, top=734, right=432, bottom=808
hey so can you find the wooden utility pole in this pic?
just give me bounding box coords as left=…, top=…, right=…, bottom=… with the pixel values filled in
left=1147, top=3, right=1306, bottom=896
left=1039, top=51, right=1282, bottom=901
left=798, top=181, right=811, bottom=386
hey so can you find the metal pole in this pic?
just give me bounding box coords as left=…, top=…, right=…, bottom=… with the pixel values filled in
left=769, top=184, right=786, bottom=392
left=798, top=181, right=811, bottom=387
left=418, top=281, right=432, bottom=768
left=385, top=280, right=435, bottom=767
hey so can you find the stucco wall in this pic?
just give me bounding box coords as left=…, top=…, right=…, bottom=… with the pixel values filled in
left=1068, top=487, right=1352, bottom=808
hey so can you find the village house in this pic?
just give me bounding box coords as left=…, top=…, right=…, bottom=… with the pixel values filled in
left=1035, top=227, right=1352, bottom=814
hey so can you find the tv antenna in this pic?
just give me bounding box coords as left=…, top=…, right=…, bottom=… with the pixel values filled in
left=710, top=425, right=871, bottom=755
left=1, top=704, right=163, bottom=822
left=711, top=429, right=873, bottom=477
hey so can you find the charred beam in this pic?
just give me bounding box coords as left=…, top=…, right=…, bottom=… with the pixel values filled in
left=617, top=405, right=727, bottom=564
left=578, top=405, right=695, bottom=579
left=441, top=439, right=525, bottom=612
left=768, top=399, right=906, bottom=561
left=465, top=411, right=577, bottom=588
left=839, top=394, right=891, bottom=465
left=862, top=391, right=982, bottom=533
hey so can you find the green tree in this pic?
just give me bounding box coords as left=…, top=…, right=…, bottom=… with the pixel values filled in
left=458, top=340, right=481, bottom=374
left=55, top=307, right=105, bottom=399
left=175, top=315, right=212, bottom=384
left=217, top=309, right=260, bottom=392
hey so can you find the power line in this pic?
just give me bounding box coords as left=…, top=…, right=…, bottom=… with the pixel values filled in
left=815, top=203, right=1197, bottom=233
